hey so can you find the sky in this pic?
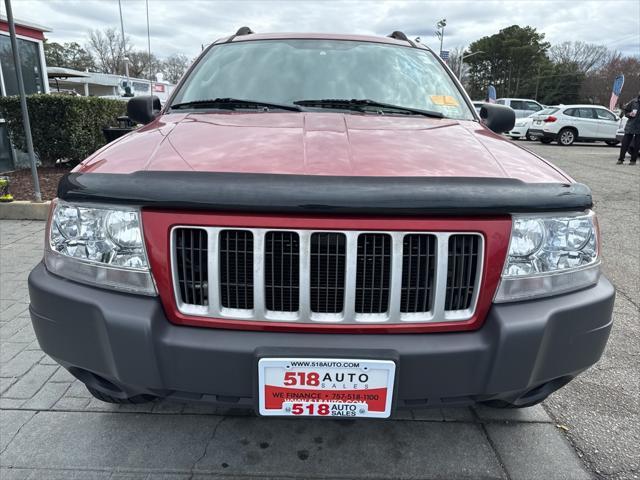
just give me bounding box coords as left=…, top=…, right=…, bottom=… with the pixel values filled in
left=3, top=0, right=639, bottom=60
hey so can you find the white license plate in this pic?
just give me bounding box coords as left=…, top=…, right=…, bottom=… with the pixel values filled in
left=258, top=358, right=396, bottom=418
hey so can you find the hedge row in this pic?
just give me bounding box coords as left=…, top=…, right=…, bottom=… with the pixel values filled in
left=0, top=95, right=126, bottom=168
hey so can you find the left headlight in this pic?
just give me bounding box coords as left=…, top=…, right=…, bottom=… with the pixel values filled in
left=494, top=211, right=600, bottom=302
left=45, top=200, right=156, bottom=295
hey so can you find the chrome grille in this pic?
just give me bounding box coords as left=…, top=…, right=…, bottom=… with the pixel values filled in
left=175, top=228, right=208, bottom=306
left=445, top=234, right=480, bottom=311
left=310, top=233, right=346, bottom=314
left=265, top=231, right=300, bottom=312
left=171, top=228, right=483, bottom=324
left=401, top=234, right=436, bottom=313
left=356, top=234, right=391, bottom=314
left=219, top=230, right=254, bottom=309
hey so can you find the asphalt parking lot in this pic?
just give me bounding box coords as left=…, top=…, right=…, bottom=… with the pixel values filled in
left=0, top=141, right=638, bottom=479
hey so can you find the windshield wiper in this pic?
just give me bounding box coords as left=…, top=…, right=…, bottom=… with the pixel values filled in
left=170, top=98, right=302, bottom=112
left=293, top=99, right=443, bottom=118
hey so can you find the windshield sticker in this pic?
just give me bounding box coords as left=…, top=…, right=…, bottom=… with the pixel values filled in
left=430, top=95, right=459, bottom=107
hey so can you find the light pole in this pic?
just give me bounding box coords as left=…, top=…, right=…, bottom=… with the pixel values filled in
left=436, top=19, right=447, bottom=56
left=458, top=50, right=484, bottom=80
left=4, top=0, right=41, bottom=202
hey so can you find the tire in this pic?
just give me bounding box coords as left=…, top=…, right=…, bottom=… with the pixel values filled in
left=86, top=386, right=156, bottom=404
left=540, top=138, right=553, bottom=144
left=605, top=140, right=619, bottom=146
left=557, top=128, right=576, bottom=146
left=525, top=131, right=536, bottom=141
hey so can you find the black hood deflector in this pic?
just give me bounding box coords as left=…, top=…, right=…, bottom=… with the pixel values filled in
left=58, top=172, right=592, bottom=216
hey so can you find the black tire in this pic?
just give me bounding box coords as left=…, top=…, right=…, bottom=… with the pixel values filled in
left=525, top=131, right=535, bottom=141
left=540, top=138, right=553, bottom=144
left=86, top=386, right=156, bottom=404
left=557, top=128, right=576, bottom=146
left=605, top=140, right=619, bottom=146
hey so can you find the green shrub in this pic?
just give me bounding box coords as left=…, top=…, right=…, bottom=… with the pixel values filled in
left=0, top=95, right=126, bottom=168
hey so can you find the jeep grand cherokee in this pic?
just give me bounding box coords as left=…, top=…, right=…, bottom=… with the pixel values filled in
left=28, top=29, right=614, bottom=418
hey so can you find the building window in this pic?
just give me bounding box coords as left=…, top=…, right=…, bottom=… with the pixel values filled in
left=0, top=34, right=45, bottom=96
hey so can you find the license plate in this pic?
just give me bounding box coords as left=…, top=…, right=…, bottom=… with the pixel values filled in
left=258, top=358, right=396, bottom=418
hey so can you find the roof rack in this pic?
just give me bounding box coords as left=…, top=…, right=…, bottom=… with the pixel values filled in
left=387, top=30, right=416, bottom=47
left=226, top=26, right=254, bottom=43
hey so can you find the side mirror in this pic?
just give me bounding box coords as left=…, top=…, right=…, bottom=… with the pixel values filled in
left=480, top=103, right=516, bottom=133
left=127, top=95, right=161, bottom=125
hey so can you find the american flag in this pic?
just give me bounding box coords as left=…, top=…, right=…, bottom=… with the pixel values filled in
left=610, top=75, right=625, bottom=111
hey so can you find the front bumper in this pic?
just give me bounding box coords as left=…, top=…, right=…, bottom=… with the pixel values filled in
left=28, top=262, right=615, bottom=409
left=507, top=126, right=528, bottom=137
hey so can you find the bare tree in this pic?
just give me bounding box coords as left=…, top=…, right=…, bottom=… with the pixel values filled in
left=580, top=53, right=640, bottom=105
left=162, top=54, right=191, bottom=84
left=550, top=41, right=609, bottom=74
left=446, top=47, right=464, bottom=81
left=127, top=50, right=162, bottom=79
left=87, top=28, right=132, bottom=75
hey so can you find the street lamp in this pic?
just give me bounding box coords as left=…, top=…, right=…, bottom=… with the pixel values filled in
left=435, top=19, right=447, bottom=56
left=458, top=50, right=484, bottom=80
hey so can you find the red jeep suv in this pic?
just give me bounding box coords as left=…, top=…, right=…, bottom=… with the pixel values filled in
left=29, top=29, right=614, bottom=418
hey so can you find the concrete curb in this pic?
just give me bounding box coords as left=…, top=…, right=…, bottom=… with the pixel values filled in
left=0, top=200, right=50, bottom=220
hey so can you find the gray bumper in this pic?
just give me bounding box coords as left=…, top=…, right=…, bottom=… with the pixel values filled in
left=28, top=262, right=615, bottom=409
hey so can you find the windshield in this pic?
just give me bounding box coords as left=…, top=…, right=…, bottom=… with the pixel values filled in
left=171, top=39, right=474, bottom=120
left=532, top=107, right=559, bottom=117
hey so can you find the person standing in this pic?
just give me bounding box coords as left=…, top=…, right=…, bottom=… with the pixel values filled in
left=617, top=93, right=640, bottom=165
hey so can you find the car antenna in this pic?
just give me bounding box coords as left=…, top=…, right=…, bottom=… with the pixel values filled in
left=388, top=31, right=416, bottom=48
left=226, top=26, right=254, bottom=43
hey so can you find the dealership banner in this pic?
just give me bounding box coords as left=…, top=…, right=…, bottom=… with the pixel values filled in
left=487, top=85, right=497, bottom=103
left=610, top=74, right=625, bottom=111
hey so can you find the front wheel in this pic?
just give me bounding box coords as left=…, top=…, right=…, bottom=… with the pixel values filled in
left=540, top=138, right=553, bottom=144
left=558, top=128, right=576, bottom=146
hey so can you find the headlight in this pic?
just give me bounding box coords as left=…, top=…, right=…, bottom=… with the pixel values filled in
left=45, top=200, right=156, bottom=295
left=494, top=211, right=600, bottom=302
left=514, top=121, right=526, bottom=127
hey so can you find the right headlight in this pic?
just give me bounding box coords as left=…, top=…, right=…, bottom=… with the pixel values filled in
left=494, top=211, right=600, bottom=302
left=45, top=200, right=156, bottom=295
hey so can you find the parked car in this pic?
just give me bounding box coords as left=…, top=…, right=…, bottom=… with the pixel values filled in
left=507, top=107, right=559, bottom=140
left=472, top=101, right=485, bottom=115
left=29, top=29, right=614, bottom=419
left=528, top=105, right=620, bottom=146
left=616, top=116, right=627, bottom=143
left=496, top=98, right=544, bottom=118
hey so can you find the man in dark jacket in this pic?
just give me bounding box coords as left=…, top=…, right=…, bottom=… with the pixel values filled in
left=617, top=94, right=640, bottom=165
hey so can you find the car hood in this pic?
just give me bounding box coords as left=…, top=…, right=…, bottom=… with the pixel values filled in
left=77, top=112, right=569, bottom=183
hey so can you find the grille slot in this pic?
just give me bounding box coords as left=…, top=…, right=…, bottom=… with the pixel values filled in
left=219, top=230, right=254, bottom=309
left=445, top=235, right=480, bottom=311
left=401, top=234, right=436, bottom=313
left=175, top=228, right=208, bottom=306
left=356, top=234, right=391, bottom=314
left=265, top=231, right=300, bottom=312
left=310, top=232, right=346, bottom=313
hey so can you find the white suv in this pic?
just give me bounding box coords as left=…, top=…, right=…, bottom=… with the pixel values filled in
left=507, top=107, right=559, bottom=141
left=496, top=98, right=544, bottom=118
left=528, top=105, right=620, bottom=146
